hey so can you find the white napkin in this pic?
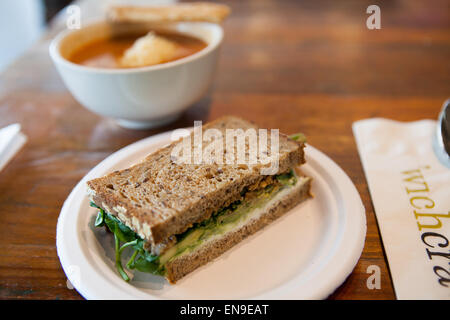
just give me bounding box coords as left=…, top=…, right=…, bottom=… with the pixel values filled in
left=0, top=123, right=27, bottom=172
left=353, top=118, right=450, bottom=300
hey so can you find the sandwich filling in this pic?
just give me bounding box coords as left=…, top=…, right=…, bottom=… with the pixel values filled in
left=92, top=169, right=301, bottom=281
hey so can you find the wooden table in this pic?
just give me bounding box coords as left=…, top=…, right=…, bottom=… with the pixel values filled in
left=0, top=0, right=448, bottom=300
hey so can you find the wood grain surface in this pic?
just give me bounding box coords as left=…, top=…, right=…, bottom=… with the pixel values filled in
left=0, top=0, right=449, bottom=300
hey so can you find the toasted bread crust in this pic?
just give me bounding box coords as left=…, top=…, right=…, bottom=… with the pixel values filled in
left=87, top=116, right=305, bottom=245
left=107, top=3, right=231, bottom=24
left=165, top=176, right=312, bottom=283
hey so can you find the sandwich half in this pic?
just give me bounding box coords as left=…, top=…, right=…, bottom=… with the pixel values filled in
left=87, top=116, right=312, bottom=283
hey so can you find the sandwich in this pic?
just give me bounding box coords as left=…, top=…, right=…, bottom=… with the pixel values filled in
left=87, top=116, right=311, bottom=283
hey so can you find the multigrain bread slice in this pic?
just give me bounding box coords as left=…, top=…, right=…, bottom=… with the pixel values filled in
left=165, top=175, right=312, bottom=283
left=107, top=3, right=231, bottom=24
left=87, top=116, right=305, bottom=246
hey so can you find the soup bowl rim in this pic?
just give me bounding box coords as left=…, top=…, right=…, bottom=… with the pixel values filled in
left=49, top=19, right=224, bottom=74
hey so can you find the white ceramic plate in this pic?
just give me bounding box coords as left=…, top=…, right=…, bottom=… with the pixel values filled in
left=56, top=130, right=366, bottom=300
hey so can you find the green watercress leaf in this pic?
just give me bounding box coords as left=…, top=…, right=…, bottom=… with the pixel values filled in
left=90, top=201, right=101, bottom=209
left=289, top=132, right=307, bottom=143
left=143, top=250, right=159, bottom=263
left=104, top=213, right=136, bottom=243
left=276, top=169, right=297, bottom=186
left=132, top=256, right=163, bottom=275
left=94, top=210, right=105, bottom=227
left=92, top=206, right=163, bottom=280
left=114, top=233, right=130, bottom=281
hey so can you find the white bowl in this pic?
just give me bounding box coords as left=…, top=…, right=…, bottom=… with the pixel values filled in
left=49, top=21, right=223, bottom=129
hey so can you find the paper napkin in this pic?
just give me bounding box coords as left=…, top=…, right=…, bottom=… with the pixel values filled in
left=0, top=123, right=27, bottom=172
left=353, top=118, right=450, bottom=300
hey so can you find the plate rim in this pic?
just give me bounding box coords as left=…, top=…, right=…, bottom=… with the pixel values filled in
left=57, top=130, right=366, bottom=300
